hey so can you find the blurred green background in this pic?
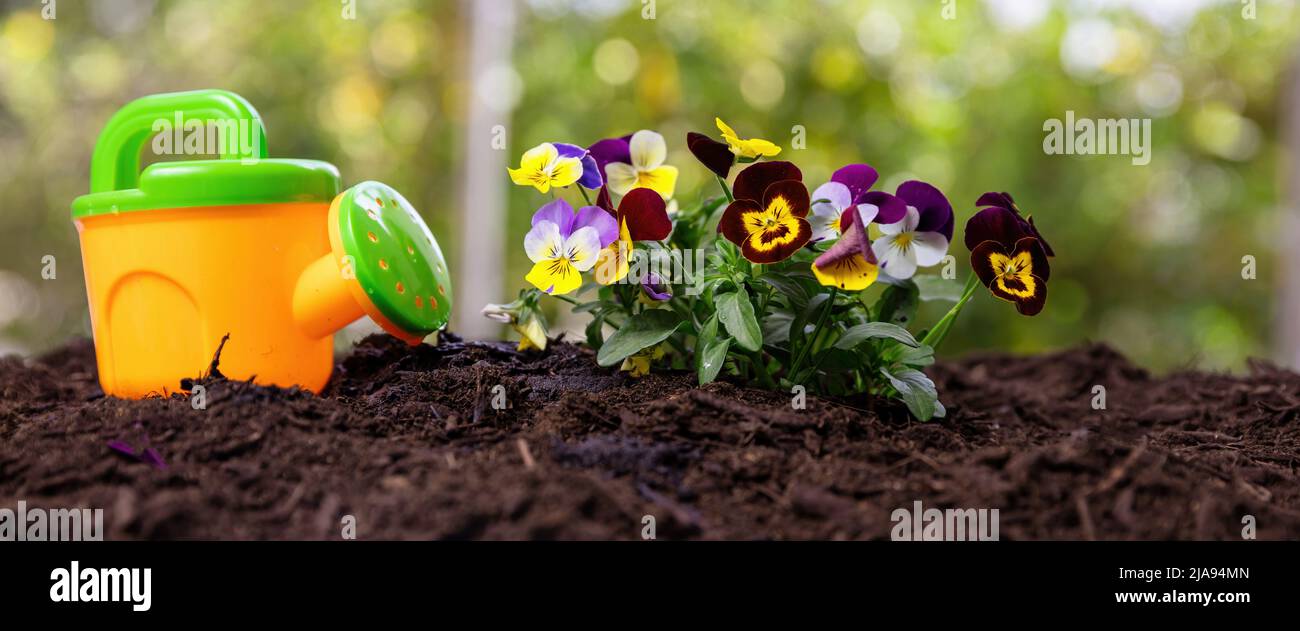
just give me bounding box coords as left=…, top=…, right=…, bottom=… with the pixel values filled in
left=0, top=0, right=1297, bottom=371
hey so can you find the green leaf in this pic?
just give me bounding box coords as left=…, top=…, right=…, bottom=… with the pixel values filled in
left=760, top=273, right=810, bottom=312
left=874, top=280, right=920, bottom=327
left=896, top=343, right=935, bottom=367
left=596, top=309, right=684, bottom=367
left=881, top=368, right=947, bottom=421
left=761, top=309, right=794, bottom=345
left=698, top=336, right=731, bottom=385
left=585, top=315, right=605, bottom=351
left=717, top=289, right=762, bottom=352
left=914, top=275, right=963, bottom=302
left=834, top=322, right=920, bottom=349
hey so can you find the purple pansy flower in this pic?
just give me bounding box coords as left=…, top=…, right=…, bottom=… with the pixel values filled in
left=554, top=143, right=603, bottom=190
left=640, top=273, right=672, bottom=302
left=524, top=198, right=619, bottom=295
left=870, top=181, right=953, bottom=280
left=808, top=164, right=907, bottom=243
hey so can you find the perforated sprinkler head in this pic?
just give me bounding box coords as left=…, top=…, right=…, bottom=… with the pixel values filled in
left=294, top=181, right=453, bottom=345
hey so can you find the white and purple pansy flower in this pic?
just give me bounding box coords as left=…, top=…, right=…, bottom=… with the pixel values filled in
left=523, top=198, right=619, bottom=296
left=809, top=164, right=908, bottom=243
left=870, top=180, right=953, bottom=280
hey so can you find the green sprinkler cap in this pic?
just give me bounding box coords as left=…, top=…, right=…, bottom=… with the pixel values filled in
left=333, top=181, right=452, bottom=341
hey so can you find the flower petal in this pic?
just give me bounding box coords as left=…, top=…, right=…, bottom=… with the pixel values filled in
left=830, top=163, right=879, bottom=202
left=573, top=205, right=619, bottom=247
left=811, top=181, right=851, bottom=213
left=629, top=130, right=667, bottom=170
left=549, top=156, right=583, bottom=189
left=897, top=180, right=954, bottom=241
left=964, top=206, right=1033, bottom=252
left=635, top=164, right=678, bottom=199
left=741, top=215, right=811, bottom=263
left=564, top=226, right=603, bottom=272
left=687, top=131, right=735, bottom=179
left=879, top=206, right=919, bottom=235
left=578, top=154, right=603, bottom=189
left=525, top=259, right=583, bottom=295
left=520, top=143, right=559, bottom=170
left=872, top=234, right=918, bottom=279
left=762, top=180, right=810, bottom=219
left=717, top=199, right=764, bottom=247
left=618, top=188, right=672, bottom=241
left=812, top=253, right=879, bottom=291
left=808, top=209, right=840, bottom=243
left=859, top=191, right=906, bottom=225
left=604, top=162, right=639, bottom=196
left=593, top=222, right=632, bottom=285
left=732, top=161, right=803, bottom=203
left=587, top=136, right=632, bottom=174
left=531, top=198, right=574, bottom=234
left=814, top=213, right=876, bottom=283
left=524, top=220, right=563, bottom=263
left=911, top=231, right=950, bottom=267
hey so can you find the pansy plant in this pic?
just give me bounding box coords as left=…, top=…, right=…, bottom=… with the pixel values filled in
left=486, top=122, right=1053, bottom=422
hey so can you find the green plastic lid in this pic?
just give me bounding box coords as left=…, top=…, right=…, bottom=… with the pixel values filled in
left=71, top=89, right=340, bottom=219
left=333, top=181, right=452, bottom=339
left=73, top=159, right=341, bottom=218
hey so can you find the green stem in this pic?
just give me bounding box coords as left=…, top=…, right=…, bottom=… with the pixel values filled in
left=577, top=186, right=593, bottom=206
left=920, top=272, right=980, bottom=352
left=552, top=294, right=581, bottom=306
left=716, top=175, right=734, bottom=203
left=749, top=351, right=776, bottom=388
left=789, top=288, right=837, bottom=380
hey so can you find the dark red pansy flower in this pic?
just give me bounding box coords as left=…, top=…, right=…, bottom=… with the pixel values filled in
left=718, top=164, right=811, bottom=263
left=965, top=192, right=1053, bottom=316
left=686, top=132, right=735, bottom=179
left=969, top=191, right=1054, bottom=256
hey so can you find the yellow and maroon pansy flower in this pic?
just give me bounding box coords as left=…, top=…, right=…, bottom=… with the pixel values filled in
left=717, top=161, right=811, bottom=263
left=970, top=236, right=1050, bottom=316
left=965, top=192, right=1053, bottom=316
left=812, top=201, right=882, bottom=291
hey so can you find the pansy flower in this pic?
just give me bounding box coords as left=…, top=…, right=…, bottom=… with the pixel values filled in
left=871, top=181, right=953, bottom=280
left=687, top=131, right=735, bottom=179
left=965, top=192, right=1052, bottom=316
left=508, top=142, right=583, bottom=194
left=717, top=161, right=812, bottom=263
left=812, top=202, right=881, bottom=291
left=554, top=143, right=603, bottom=189
left=481, top=292, right=550, bottom=351
left=601, top=130, right=679, bottom=199
left=808, top=163, right=906, bottom=242
left=524, top=199, right=619, bottom=295
left=592, top=187, right=672, bottom=284
left=640, top=273, right=672, bottom=303
left=716, top=118, right=781, bottom=160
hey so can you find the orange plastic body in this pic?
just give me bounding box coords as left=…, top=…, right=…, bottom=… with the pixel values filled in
left=75, top=202, right=362, bottom=398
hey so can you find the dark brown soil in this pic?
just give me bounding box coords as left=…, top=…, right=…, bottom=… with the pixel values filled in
left=2, top=335, right=1298, bottom=540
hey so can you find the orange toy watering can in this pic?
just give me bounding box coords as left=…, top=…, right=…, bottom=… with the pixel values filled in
left=71, top=90, right=453, bottom=398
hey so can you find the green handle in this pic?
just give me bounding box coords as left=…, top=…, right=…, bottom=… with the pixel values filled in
left=89, top=89, right=268, bottom=194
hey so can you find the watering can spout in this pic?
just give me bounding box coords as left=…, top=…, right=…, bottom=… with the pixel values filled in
left=293, top=181, right=453, bottom=346
left=293, top=253, right=366, bottom=341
